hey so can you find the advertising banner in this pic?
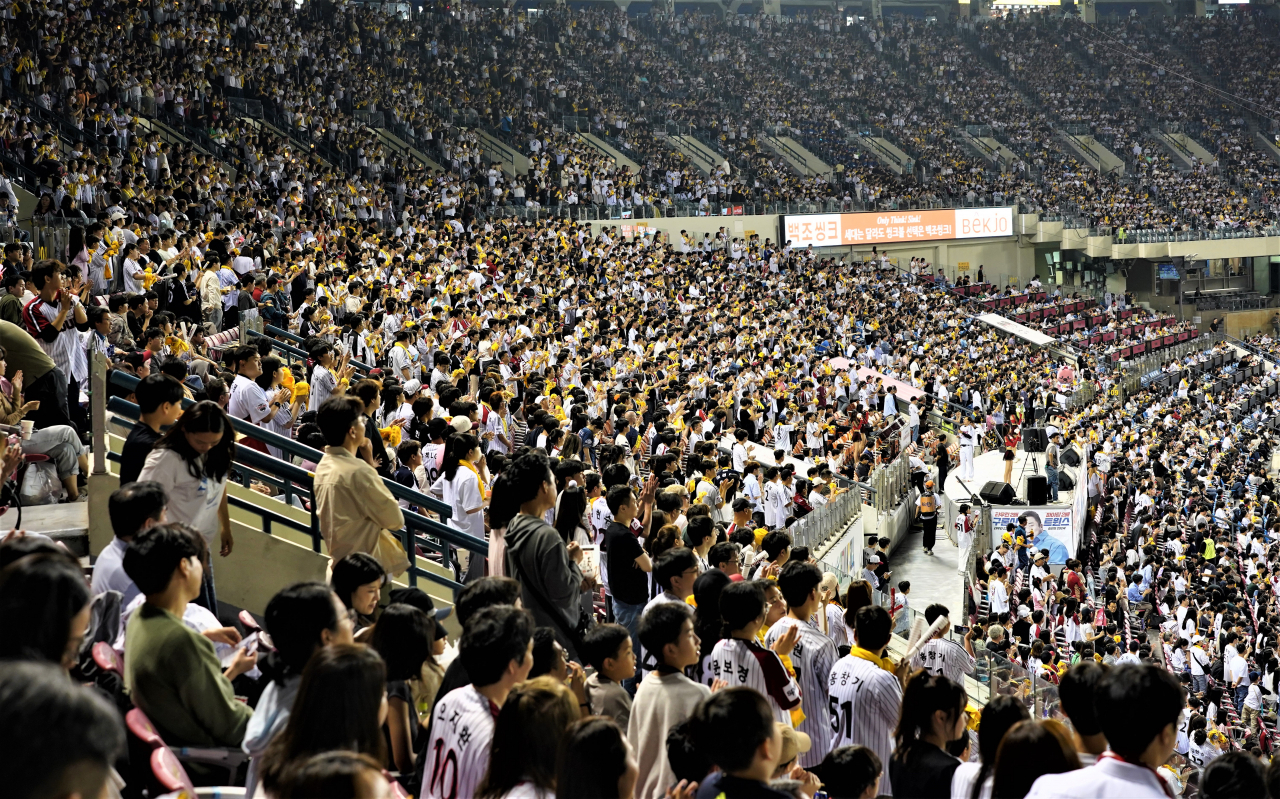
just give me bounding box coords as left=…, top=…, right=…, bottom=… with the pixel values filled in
left=990, top=506, right=1074, bottom=565
left=781, top=206, right=1014, bottom=248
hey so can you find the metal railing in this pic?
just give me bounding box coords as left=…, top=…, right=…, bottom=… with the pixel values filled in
left=91, top=356, right=489, bottom=597
left=787, top=488, right=862, bottom=554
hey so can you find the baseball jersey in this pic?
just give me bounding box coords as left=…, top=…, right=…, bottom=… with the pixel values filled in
left=765, top=616, right=838, bottom=767
left=911, top=638, right=976, bottom=685
left=420, top=685, right=499, bottom=799
left=707, top=637, right=802, bottom=726
left=828, top=654, right=903, bottom=797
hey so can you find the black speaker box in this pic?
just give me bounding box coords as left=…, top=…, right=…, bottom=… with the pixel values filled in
left=1027, top=475, right=1048, bottom=505
left=979, top=481, right=1016, bottom=505
left=1023, top=427, right=1048, bottom=453
left=1060, top=446, right=1081, bottom=467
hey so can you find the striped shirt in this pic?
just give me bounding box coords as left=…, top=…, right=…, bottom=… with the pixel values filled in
left=420, top=685, right=499, bottom=799
left=764, top=616, right=838, bottom=767
left=911, top=638, right=976, bottom=686
left=828, top=654, right=903, bottom=797
left=707, top=637, right=802, bottom=726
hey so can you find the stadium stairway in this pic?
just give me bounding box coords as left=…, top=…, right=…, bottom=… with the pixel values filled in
left=853, top=134, right=912, bottom=176
left=762, top=135, right=832, bottom=178
left=667, top=135, right=726, bottom=177
left=1254, top=133, right=1280, bottom=167
left=1152, top=131, right=1214, bottom=171
left=477, top=129, right=531, bottom=177
left=578, top=133, right=640, bottom=173
left=1056, top=130, right=1125, bottom=176
left=372, top=127, right=444, bottom=172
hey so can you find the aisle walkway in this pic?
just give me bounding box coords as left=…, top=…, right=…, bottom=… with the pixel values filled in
left=888, top=520, right=964, bottom=616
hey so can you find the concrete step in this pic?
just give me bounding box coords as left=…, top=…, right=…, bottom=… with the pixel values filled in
left=476, top=129, right=530, bottom=177
left=578, top=132, right=639, bottom=172
left=1057, top=131, right=1125, bottom=176
left=2, top=502, right=89, bottom=557
left=762, top=136, right=831, bottom=177
left=668, top=135, right=723, bottom=176
left=374, top=127, right=443, bottom=172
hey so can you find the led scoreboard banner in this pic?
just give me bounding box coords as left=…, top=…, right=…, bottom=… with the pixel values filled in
left=780, top=206, right=1015, bottom=248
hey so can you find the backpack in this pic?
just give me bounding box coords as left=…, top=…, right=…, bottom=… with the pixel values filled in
left=1210, top=657, right=1225, bottom=682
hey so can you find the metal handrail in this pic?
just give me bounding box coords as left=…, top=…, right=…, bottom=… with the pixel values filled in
left=255, top=326, right=373, bottom=373
left=103, top=396, right=478, bottom=594
left=105, top=368, right=450, bottom=518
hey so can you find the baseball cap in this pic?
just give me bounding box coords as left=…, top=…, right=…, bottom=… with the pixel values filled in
left=778, top=723, right=812, bottom=766
left=1018, top=606, right=1031, bottom=619
left=450, top=416, right=473, bottom=434
left=868, top=554, right=881, bottom=564
left=732, top=497, right=753, bottom=513
left=403, top=379, right=422, bottom=396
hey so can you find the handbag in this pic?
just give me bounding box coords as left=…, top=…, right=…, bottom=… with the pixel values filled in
left=506, top=514, right=590, bottom=650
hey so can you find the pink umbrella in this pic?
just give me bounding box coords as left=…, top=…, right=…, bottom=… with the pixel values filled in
left=829, top=357, right=851, bottom=371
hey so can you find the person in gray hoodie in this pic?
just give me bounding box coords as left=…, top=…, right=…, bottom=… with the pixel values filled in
left=241, top=582, right=354, bottom=796
left=496, top=451, right=587, bottom=661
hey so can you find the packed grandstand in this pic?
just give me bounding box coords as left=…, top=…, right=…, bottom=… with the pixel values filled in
left=7, top=2, right=1280, bottom=799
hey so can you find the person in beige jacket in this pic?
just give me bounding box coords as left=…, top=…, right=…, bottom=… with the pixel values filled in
left=313, top=395, right=407, bottom=577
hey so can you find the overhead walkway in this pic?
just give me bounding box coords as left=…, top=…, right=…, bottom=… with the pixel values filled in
left=1255, top=133, right=1280, bottom=167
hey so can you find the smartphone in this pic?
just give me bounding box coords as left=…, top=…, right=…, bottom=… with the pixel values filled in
left=953, top=625, right=970, bottom=635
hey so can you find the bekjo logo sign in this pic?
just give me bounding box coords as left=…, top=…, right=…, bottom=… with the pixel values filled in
left=782, top=207, right=1014, bottom=248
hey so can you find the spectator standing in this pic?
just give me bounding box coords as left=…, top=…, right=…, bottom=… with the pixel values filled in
left=137, top=400, right=235, bottom=611
left=313, top=396, right=408, bottom=578
left=497, top=452, right=586, bottom=662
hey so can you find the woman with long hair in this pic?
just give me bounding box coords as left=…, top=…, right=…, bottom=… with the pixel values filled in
left=369, top=604, right=439, bottom=784
left=258, top=644, right=389, bottom=797
left=990, top=720, right=1080, bottom=799
left=243, top=583, right=355, bottom=797
left=477, top=676, right=580, bottom=799
left=430, top=432, right=487, bottom=581
left=691, top=568, right=731, bottom=685
left=555, top=717, right=638, bottom=799
left=888, top=671, right=968, bottom=799
left=0, top=548, right=91, bottom=670
left=330, top=553, right=386, bottom=634
left=553, top=483, right=591, bottom=548
left=843, top=579, right=875, bottom=640
left=137, top=400, right=235, bottom=610
left=951, top=694, right=1030, bottom=799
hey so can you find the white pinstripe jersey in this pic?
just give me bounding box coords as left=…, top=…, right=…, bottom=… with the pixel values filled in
left=764, top=616, right=839, bottom=767
left=707, top=637, right=802, bottom=726
left=827, top=654, right=904, bottom=797
left=420, top=685, right=499, bottom=799
left=911, top=638, right=976, bottom=685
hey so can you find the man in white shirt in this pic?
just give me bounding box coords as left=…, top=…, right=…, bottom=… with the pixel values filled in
left=988, top=568, right=1009, bottom=615
left=1026, top=665, right=1186, bottom=799
left=91, top=482, right=168, bottom=608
